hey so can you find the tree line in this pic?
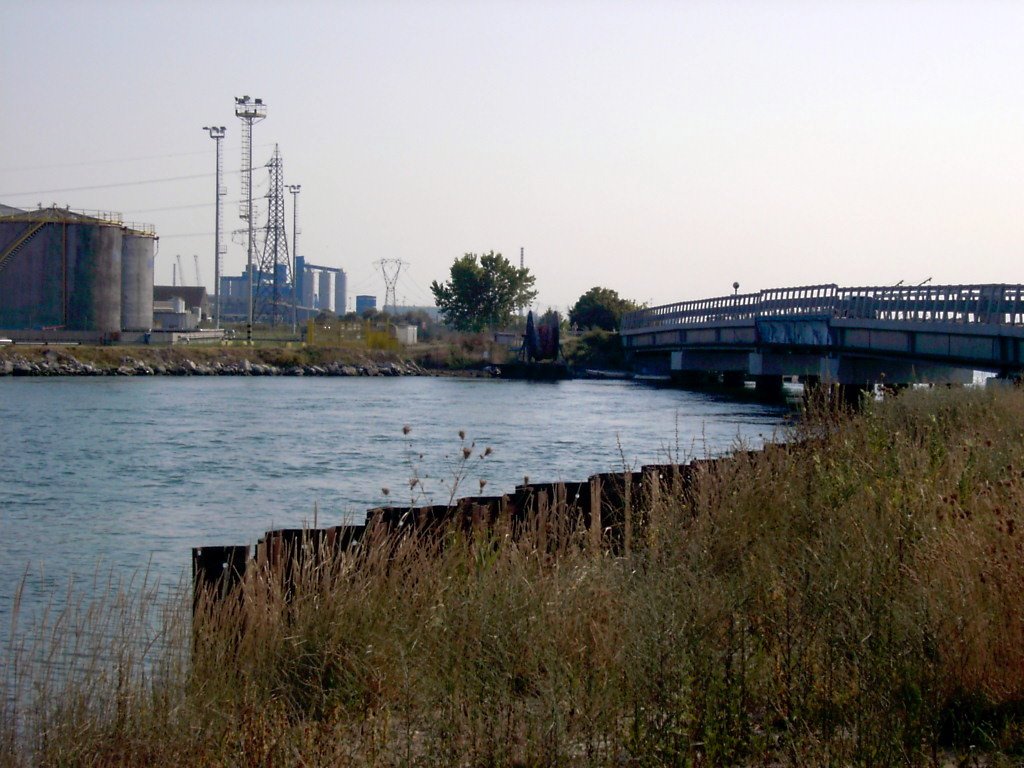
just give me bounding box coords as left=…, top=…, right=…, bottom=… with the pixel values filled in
left=431, top=251, right=638, bottom=332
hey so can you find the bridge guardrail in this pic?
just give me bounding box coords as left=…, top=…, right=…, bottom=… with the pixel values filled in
left=622, top=283, right=1024, bottom=332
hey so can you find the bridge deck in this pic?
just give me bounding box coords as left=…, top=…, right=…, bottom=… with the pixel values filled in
left=621, top=283, right=1024, bottom=383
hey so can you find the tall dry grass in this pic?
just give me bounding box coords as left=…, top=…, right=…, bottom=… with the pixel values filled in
left=3, top=385, right=1024, bottom=766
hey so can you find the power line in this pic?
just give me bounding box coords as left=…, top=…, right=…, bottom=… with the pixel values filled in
left=0, top=165, right=270, bottom=198
left=0, top=143, right=277, bottom=174
left=157, top=231, right=215, bottom=239
left=0, top=172, right=217, bottom=197
left=400, top=270, right=436, bottom=304
left=122, top=200, right=242, bottom=214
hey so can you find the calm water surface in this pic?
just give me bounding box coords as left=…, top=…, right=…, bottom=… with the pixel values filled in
left=0, top=376, right=790, bottom=637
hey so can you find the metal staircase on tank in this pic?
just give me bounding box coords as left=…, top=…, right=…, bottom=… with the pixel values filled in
left=0, top=221, right=47, bottom=275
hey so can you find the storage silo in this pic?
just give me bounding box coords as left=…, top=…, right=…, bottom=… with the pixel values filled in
left=66, top=215, right=123, bottom=332
left=334, top=269, right=347, bottom=316
left=0, top=207, right=61, bottom=329
left=0, top=206, right=124, bottom=332
left=121, top=229, right=156, bottom=330
left=318, top=270, right=334, bottom=312
left=302, top=268, right=316, bottom=307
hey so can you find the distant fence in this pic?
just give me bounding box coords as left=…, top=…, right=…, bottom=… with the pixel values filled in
left=622, top=284, right=1024, bottom=331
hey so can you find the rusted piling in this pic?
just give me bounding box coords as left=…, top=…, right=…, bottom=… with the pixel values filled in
left=192, top=444, right=765, bottom=615
left=192, top=544, right=250, bottom=613
left=256, top=528, right=331, bottom=599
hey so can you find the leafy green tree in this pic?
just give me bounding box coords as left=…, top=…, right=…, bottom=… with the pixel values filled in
left=431, top=251, right=537, bottom=331
left=568, top=286, right=639, bottom=331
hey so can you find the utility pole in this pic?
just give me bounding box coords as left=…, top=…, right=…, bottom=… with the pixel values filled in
left=234, top=95, right=266, bottom=343
left=288, top=184, right=301, bottom=335
left=203, top=125, right=226, bottom=328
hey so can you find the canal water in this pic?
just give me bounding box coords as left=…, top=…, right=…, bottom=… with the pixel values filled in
left=0, top=376, right=790, bottom=642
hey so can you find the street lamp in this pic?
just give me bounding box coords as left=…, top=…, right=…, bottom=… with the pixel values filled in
left=288, top=184, right=301, bottom=335
left=202, top=125, right=226, bottom=328
left=234, top=95, right=267, bottom=343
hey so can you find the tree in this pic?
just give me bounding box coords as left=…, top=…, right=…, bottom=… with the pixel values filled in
left=568, top=286, right=639, bottom=331
left=314, top=308, right=337, bottom=325
left=431, top=251, right=537, bottom=331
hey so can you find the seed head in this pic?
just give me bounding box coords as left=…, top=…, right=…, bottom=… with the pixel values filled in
left=462, top=447, right=472, bottom=459
left=458, top=430, right=466, bottom=440
left=381, top=487, right=390, bottom=497
left=402, top=424, right=411, bottom=435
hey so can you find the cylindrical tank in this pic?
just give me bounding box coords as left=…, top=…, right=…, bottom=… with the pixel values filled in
left=0, top=216, right=64, bottom=329
left=334, top=270, right=347, bottom=315
left=0, top=208, right=158, bottom=333
left=121, top=231, right=155, bottom=330
left=66, top=221, right=122, bottom=332
left=318, top=270, right=334, bottom=312
left=302, top=268, right=316, bottom=307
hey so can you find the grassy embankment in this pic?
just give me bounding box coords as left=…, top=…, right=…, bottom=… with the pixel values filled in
left=3, top=386, right=1024, bottom=766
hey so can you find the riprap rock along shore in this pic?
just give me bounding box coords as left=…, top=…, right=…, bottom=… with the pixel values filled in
left=0, top=351, right=428, bottom=378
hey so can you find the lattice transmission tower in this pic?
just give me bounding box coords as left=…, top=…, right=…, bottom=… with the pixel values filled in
left=255, top=144, right=291, bottom=325
left=375, top=258, right=404, bottom=314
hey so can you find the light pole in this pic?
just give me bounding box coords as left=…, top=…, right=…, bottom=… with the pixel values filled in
left=288, top=184, right=301, bottom=335
left=203, top=125, right=226, bottom=329
left=234, top=95, right=266, bottom=343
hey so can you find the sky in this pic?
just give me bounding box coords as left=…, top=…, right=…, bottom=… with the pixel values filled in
left=2, top=1, right=1023, bottom=314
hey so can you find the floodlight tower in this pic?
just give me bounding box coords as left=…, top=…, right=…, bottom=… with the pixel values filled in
left=202, top=125, right=226, bottom=328
left=288, top=184, right=301, bottom=334
left=234, top=95, right=266, bottom=342
left=375, top=258, right=404, bottom=314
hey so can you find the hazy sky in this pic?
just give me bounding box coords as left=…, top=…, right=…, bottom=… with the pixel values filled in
left=2, top=1, right=1022, bottom=312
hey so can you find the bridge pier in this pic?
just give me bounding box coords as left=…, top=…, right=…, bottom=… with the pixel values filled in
left=753, top=375, right=784, bottom=398
left=722, top=370, right=746, bottom=388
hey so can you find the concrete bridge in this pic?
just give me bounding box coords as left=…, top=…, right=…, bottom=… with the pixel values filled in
left=620, top=283, right=1024, bottom=394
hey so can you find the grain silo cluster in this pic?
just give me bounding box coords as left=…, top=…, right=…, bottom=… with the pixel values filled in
left=0, top=204, right=155, bottom=335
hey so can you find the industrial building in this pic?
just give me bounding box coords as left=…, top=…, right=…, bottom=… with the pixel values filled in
left=153, top=286, right=210, bottom=330
left=355, top=295, right=377, bottom=315
left=295, top=257, right=346, bottom=314
left=0, top=205, right=155, bottom=334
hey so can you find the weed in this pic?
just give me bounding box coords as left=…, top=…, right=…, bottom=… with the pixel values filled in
left=3, top=385, right=1024, bottom=765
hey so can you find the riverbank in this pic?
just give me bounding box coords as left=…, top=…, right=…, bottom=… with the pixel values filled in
left=0, top=344, right=474, bottom=378
left=0, top=330, right=632, bottom=379
left=3, top=386, right=1022, bottom=766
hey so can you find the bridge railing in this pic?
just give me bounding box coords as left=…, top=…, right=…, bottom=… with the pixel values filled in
left=622, top=291, right=761, bottom=329
left=622, top=283, right=1024, bottom=331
